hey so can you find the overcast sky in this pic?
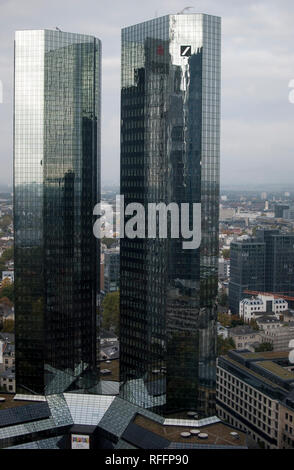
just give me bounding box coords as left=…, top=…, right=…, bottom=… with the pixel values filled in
left=0, top=0, right=294, bottom=188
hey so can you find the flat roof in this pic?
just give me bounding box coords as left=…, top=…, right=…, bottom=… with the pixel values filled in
left=240, top=351, right=289, bottom=360
left=133, top=415, right=247, bottom=447
left=222, top=356, right=288, bottom=393
left=0, top=394, right=35, bottom=411
left=256, top=361, right=294, bottom=381
left=100, top=359, right=119, bottom=382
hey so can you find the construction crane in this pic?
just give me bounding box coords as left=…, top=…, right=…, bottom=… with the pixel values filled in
left=243, top=290, right=294, bottom=302
left=177, top=6, right=194, bottom=14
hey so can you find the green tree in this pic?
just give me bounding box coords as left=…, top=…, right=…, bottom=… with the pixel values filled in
left=222, top=248, right=230, bottom=260
left=0, top=246, right=14, bottom=263
left=0, top=215, right=12, bottom=232
left=254, top=342, right=273, bottom=353
left=2, top=318, right=14, bottom=333
left=230, top=315, right=245, bottom=328
left=218, top=290, right=228, bottom=307
left=101, top=291, right=120, bottom=335
left=217, top=336, right=236, bottom=356
left=218, top=313, right=244, bottom=328
left=0, top=283, right=14, bottom=303
left=218, top=313, right=232, bottom=328
left=249, top=318, right=259, bottom=331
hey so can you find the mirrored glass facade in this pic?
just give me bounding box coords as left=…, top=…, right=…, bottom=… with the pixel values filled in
left=120, top=14, right=221, bottom=416
left=14, top=30, right=101, bottom=395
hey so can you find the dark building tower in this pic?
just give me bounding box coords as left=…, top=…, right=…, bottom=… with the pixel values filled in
left=229, top=230, right=294, bottom=314
left=256, top=230, right=294, bottom=298
left=14, top=30, right=101, bottom=395
left=229, top=240, right=266, bottom=314
left=120, top=14, right=221, bottom=416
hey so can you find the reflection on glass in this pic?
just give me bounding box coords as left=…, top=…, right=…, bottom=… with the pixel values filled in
left=120, top=14, right=221, bottom=417
left=14, top=30, right=101, bottom=395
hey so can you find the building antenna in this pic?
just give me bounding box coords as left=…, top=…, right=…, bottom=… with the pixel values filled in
left=177, top=6, right=194, bottom=14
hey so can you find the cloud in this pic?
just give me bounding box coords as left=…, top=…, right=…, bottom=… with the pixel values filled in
left=0, top=0, right=294, bottom=187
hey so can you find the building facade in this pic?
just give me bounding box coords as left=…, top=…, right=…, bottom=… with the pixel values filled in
left=14, top=30, right=101, bottom=395
left=120, top=14, right=221, bottom=416
left=228, top=326, right=261, bottom=351
left=239, top=295, right=288, bottom=323
left=104, top=249, right=120, bottom=294
left=256, top=230, right=294, bottom=298
left=216, top=350, right=294, bottom=449
left=229, top=240, right=265, bottom=314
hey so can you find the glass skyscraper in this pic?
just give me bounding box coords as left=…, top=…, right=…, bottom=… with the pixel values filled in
left=229, top=240, right=266, bottom=314
left=120, top=14, right=221, bottom=416
left=14, top=30, right=101, bottom=395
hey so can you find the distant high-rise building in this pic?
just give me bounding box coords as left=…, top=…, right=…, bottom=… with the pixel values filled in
left=14, top=30, right=101, bottom=395
left=229, top=230, right=294, bottom=313
left=256, top=230, right=294, bottom=297
left=104, top=249, right=120, bottom=294
left=229, top=240, right=265, bottom=314
left=120, top=14, right=221, bottom=416
left=274, top=204, right=290, bottom=219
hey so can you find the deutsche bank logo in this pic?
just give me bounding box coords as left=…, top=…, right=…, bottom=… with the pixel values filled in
left=181, top=45, right=191, bottom=57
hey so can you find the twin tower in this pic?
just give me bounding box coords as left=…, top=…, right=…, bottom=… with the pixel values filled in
left=14, top=14, right=221, bottom=418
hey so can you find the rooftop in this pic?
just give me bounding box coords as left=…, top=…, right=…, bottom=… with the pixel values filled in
left=256, top=361, right=294, bottom=381
left=256, top=316, right=280, bottom=323
left=229, top=326, right=257, bottom=336
left=132, top=414, right=247, bottom=447
left=0, top=394, right=33, bottom=411
left=99, top=359, right=119, bottom=381
left=240, top=350, right=289, bottom=360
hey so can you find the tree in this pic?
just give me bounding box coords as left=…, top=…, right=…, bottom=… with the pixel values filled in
left=217, top=336, right=235, bottom=356
left=101, top=291, right=120, bottom=335
left=0, top=282, right=14, bottom=303
left=222, top=248, right=230, bottom=260
left=0, top=246, right=14, bottom=263
left=0, top=215, right=12, bottom=232
left=254, top=342, right=273, bottom=353
left=249, top=318, right=259, bottom=331
left=218, top=313, right=244, bottom=328
left=2, top=318, right=14, bottom=333
left=230, top=315, right=245, bottom=328
left=218, top=290, right=228, bottom=307
left=218, top=313, right=232, bottom=328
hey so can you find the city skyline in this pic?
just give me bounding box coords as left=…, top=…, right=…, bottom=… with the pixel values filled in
left=1, top=0, right=294, bottom=188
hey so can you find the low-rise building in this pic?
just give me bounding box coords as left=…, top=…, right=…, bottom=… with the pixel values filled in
left=1, top=271, right=14, bottom=283
left=256, top=315, right=283, bottom=332
left=228, top=326, right=261, bottom=351
left=0, top=367, right=15, bottom=393
left=261, top=326, right=294, bottom=352
left=239, top=295, right=288, bottom=323
left=217, top=350, right=294, bottom=449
